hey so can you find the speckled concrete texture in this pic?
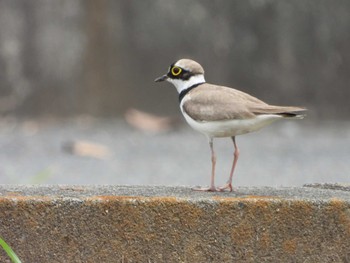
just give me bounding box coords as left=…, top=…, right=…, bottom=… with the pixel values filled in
left=0, top=185, right=350, bottom=262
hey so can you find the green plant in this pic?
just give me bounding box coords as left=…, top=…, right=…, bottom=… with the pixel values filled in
left=29, top=168, right=52, bottom=184
left=0, top=238, right=22, bottom=263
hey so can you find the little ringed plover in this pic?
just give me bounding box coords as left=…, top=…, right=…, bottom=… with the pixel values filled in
left=155, top=59, right=306, bottom=192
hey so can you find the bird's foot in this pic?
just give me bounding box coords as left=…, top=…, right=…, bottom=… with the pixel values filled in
left=218, top=183, right=233, bottom=192
left=191, top=186, right=219, bottom=192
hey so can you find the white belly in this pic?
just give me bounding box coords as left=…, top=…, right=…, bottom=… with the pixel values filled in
left=182, top=111, right=282, bottom=138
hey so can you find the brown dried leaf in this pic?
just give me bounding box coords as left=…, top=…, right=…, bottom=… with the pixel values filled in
left=124, top=108, right=178, bottom=133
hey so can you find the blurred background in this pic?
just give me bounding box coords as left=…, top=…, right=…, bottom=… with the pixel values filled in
left=0, top=0, right=349, bottom=187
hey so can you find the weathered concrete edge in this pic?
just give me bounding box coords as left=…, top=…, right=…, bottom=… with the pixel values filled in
left=1, top=184, right=350, bottom=201
left=1, top=184, right=350, bottom=262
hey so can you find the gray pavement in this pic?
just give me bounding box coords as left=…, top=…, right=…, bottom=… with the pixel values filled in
left=0, top=117, right=349, bottom=187
left=1, top=184, right=350, bottom=200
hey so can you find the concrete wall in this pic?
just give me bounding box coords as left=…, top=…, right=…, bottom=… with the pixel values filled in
left=1, top=185, right=350, bottom=262
left=0, top=1, right=350, bottom=119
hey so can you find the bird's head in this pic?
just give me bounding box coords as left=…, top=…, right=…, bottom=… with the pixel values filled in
left=155, top=59, right=206, bottom=93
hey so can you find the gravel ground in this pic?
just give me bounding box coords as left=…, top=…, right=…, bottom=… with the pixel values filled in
left=0, top=117, right=349, bottom=187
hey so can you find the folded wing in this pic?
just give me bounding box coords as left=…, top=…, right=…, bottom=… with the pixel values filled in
left=182, top=84, right=306, bottom=122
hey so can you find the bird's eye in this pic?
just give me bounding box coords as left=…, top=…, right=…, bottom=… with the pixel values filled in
left=171, top=66, right=182, bottom=76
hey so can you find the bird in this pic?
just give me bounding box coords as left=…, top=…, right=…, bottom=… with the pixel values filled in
left=155, top=59, right=306, bottom=192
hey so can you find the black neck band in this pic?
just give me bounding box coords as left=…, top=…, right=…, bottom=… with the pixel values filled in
left=178, top=82, right=205, bottom=103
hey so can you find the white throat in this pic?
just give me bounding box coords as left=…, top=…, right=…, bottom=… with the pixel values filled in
left=167, top=74, right=206, bottom=94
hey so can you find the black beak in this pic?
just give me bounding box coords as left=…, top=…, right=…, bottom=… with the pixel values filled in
left=154, top=75, right=168, bottom=82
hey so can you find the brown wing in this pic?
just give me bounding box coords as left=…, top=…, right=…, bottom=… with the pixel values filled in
left=182, top=84, right=263, bottom=121
left=182, top=84, right=306, bottom=121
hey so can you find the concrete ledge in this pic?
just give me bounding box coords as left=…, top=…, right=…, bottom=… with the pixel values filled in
left=1, top=185, right=350, bottom=262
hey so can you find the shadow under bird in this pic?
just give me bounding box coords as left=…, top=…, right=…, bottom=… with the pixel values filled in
left=155, top=59, right=306, bottom=192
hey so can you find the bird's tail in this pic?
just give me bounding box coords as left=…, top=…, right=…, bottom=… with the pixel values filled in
left=280, top=112, right=306, bottom=119
left=253, top=105, right=307, bottom=119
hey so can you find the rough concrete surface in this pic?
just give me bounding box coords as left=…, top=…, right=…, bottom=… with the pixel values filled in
left=1, top=185, right=350, bottom=262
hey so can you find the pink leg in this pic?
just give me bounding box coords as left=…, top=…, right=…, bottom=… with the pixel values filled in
left=192, top=138, right=218, bottom=192
left=219, top=136, right=239, bottom=192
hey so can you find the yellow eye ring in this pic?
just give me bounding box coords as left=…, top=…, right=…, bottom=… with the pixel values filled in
left=171, top=66, right=182, bottom=76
